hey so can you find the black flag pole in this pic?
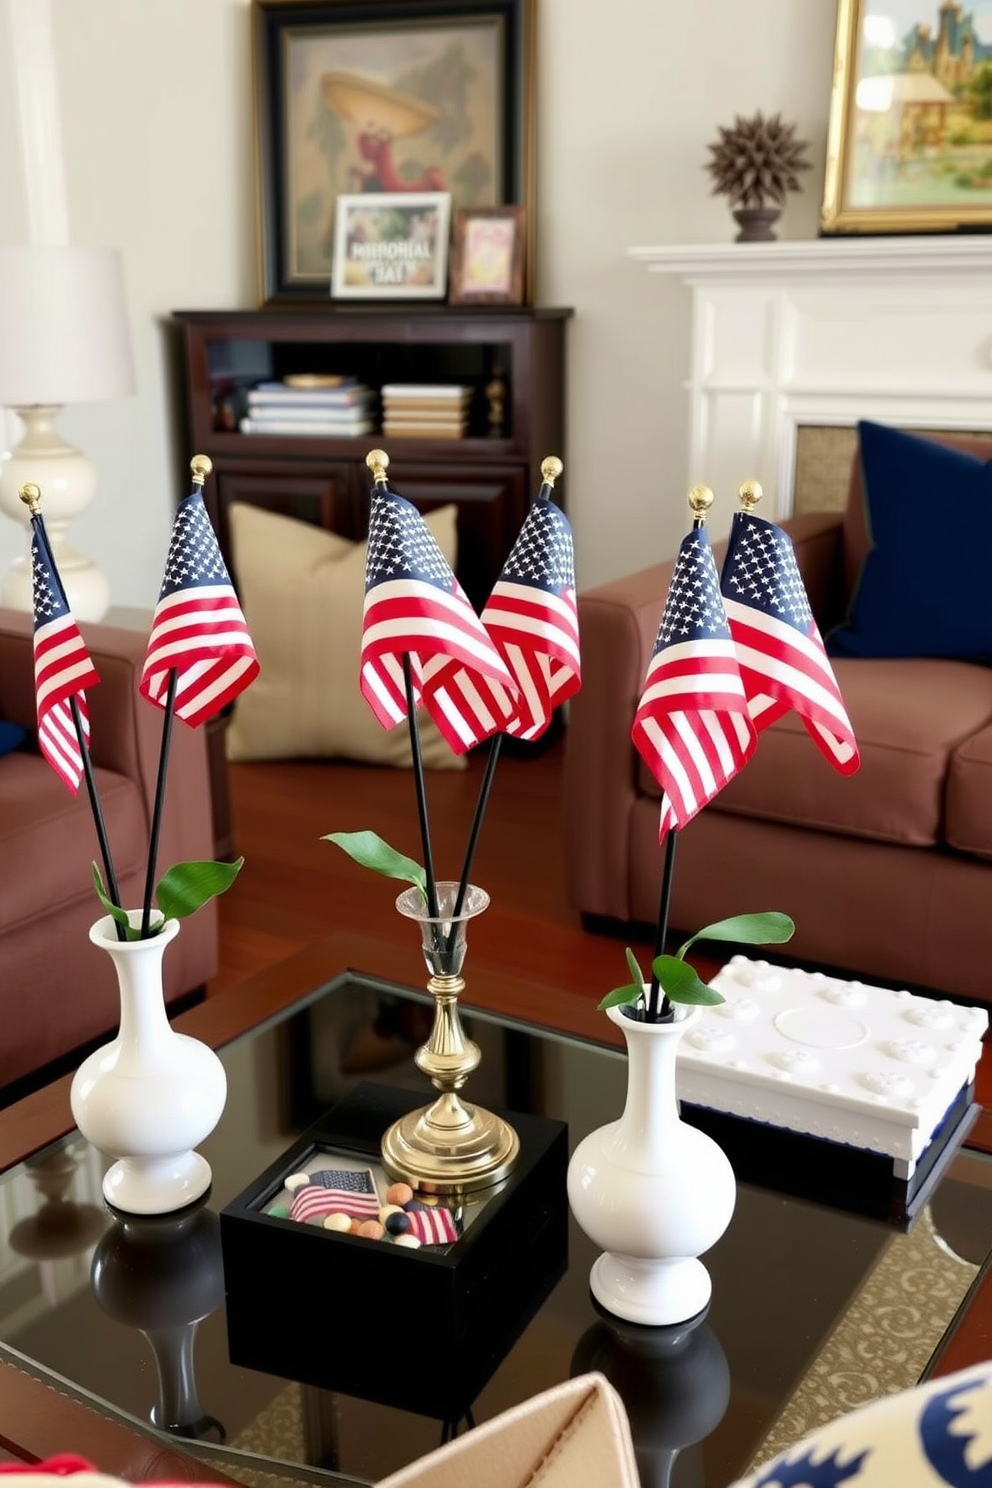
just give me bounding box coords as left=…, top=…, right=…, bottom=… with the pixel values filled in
left=70, top=695, right=125, bottom=920
left=402, top=652, right=439, bottom=918
left=19, top=484, right=125, bottom=940
left=645, top=484, right=714, bottom=1021
left=365, top=450, right=440, bottom=918
left=451, top=455, right=564, bottom=921
left=646, top=830, right=679, bottom=1022
left=139, top=454, right=213, bottom=938
left=140, top=665, right=178, bottom=938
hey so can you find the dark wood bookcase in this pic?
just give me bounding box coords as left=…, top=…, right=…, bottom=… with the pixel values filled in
left=171, top=306, right=571, bottom=610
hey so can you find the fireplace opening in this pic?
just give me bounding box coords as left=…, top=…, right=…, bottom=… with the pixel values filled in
left=792, top=425, right=992, bottom=516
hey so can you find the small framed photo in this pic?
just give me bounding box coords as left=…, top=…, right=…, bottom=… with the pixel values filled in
left=449, top=206, right=527, bottom=306
left=331, top=191, right=451, bottom=300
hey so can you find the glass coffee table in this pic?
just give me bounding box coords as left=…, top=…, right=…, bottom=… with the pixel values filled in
left=1, top=934, right=991, bottom=1488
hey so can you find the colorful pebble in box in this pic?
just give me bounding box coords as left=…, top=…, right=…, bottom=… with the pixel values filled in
left=266, top=1157, right=463, bottom=1249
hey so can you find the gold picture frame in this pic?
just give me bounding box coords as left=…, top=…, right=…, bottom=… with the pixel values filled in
left=822, top=0, right=992, bottom=234
left=252, top=0, right=536, bottom=304
left=449, top=205, right=526, bottom=305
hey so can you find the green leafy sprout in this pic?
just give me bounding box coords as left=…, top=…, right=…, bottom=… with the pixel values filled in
left=92, top=857, right=244, bottom=940
left=322, top=830, right=428, bottom=900
left=598, top=912, right=796, bottom=1020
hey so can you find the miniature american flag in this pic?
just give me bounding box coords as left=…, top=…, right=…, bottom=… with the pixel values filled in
left=29, top=520, right=100, bottom=794
left=289, top=1167, right=380, bottom=1225
left=632, top=528, right=756, bottom=836
left=405, top=1205, right=460, bottom=1245
left=140, top=488, right=259, bottom=727
left=359, top=485, right=518, bottom=752
left=432, top=498, right=581, bottom=746
left=720, top=512, right=859, bottom=775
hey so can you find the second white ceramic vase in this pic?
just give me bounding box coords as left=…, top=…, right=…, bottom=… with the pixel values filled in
left=70, top=913, right=227, bottom=1216
left=567, top=1003, right=736, bottom=1326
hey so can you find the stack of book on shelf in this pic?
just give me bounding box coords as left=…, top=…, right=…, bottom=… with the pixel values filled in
left=239, top=375, right=375, bottom=437
left=381, top=384, right=473, bottom=440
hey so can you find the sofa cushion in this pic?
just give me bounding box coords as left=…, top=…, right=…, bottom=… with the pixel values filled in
left=830, top=421, right=992, bottom=660
left=226, top=501, right=465, bottom=770
left=0, top=718, right=25, bottom=755
left=0, top=753, right=147, bottom=933
left=946, top=717, right=992, bottom=860
left=839, top=430, right=992, bottom=600
left=638, top=658, right=992, bottom=847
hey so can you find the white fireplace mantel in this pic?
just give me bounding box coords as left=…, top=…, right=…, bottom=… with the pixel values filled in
left=630, top=236, right=992, bottom=522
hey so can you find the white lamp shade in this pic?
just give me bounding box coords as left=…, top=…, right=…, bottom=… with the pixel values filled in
left=0, top=244, right=135, bottom=405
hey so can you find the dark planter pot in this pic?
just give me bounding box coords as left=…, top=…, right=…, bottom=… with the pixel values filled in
left=732, top=206, right=781, bottom=242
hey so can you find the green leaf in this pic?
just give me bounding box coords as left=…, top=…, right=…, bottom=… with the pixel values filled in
left=91, top=862, right=142, bottom=940
left=155, top=857, right=244, bottom=922
left=322, top=830, right=427, bottom=898
left=598, top=945, right=650, bottom=1010
left=624, top=946, right=645, bottom=988
left=651, top=954, right=725, bottom=1006
left=598, top=982, right=643, bottom=1011
left=676, top=911, right=795, bottom=961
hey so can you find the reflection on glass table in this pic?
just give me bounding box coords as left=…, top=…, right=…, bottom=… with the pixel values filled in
left=91, top=1196, right=226, bottom=1442
left=572, top=1304, right=730, bottom=1488
left=0, top=972, right=988, bottom=1488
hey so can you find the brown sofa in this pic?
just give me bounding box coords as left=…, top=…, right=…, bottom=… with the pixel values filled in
left=0, top=609, right=217, bottom=1096
left=564, top=436, right=992, bottom=1006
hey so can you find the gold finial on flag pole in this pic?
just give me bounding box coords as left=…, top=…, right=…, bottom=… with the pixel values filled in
left=541, top=455, right=563, bottom=487
left=688, top=485, right=714, bottom=523
left=738, top=480, right=763, bottom=512
left=366, top=449, right=390, bottom=487
left=19, top=482, right=41, bottom=516
left=190, top=455, right=213, bottom=487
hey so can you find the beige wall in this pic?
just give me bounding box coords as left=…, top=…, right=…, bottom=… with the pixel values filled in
left=0, top=0, right=837, bottom=604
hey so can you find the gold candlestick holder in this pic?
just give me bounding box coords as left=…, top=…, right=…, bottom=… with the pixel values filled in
left=380, top=881, right=520, bottom=1196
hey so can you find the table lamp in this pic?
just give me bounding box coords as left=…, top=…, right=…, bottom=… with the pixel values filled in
left=0, top=244, right=135, bottom=621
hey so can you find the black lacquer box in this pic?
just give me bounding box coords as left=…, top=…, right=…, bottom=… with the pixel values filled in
left=220, top=1080, right=569, bottom=1419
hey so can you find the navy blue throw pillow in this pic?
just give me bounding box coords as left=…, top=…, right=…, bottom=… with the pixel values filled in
left=828, top=422, right=992, bottom=660
left=0, top=719, right=26, bottom=757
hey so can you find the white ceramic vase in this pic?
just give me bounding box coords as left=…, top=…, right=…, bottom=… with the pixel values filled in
left=567, top=1003, right=736, bottom=1326
left=70, top=913, right=227, bottom=1216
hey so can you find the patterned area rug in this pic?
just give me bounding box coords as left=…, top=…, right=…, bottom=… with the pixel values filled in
left=747, top=1205, right=978, bottom=1469
left=186, top=1394, right=306, bottom=1488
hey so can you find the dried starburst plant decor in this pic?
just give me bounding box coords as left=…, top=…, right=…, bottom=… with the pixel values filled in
left=705, top=111, right=810, bottom=242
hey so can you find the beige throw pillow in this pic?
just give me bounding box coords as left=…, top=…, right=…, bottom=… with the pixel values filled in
left=226, top=501, right=465, bottom=770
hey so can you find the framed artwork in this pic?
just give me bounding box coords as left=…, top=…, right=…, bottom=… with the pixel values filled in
left=449, top=204, right=526, bottom=304
left=822, top=0, right=992, bottom=233
left=252, top=0, right=536, bottom=304
left=331, top=191, right=451, bottom=298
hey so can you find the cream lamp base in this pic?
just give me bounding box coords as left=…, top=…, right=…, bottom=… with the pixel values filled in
left=0, top=404, right=110, bottom=622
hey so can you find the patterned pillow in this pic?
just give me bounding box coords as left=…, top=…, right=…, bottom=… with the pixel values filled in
left=730, top=1361, right=992, bottom=1487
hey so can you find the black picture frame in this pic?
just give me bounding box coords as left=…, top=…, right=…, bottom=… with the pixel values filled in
left=251, top=0, right=536, bottom=305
